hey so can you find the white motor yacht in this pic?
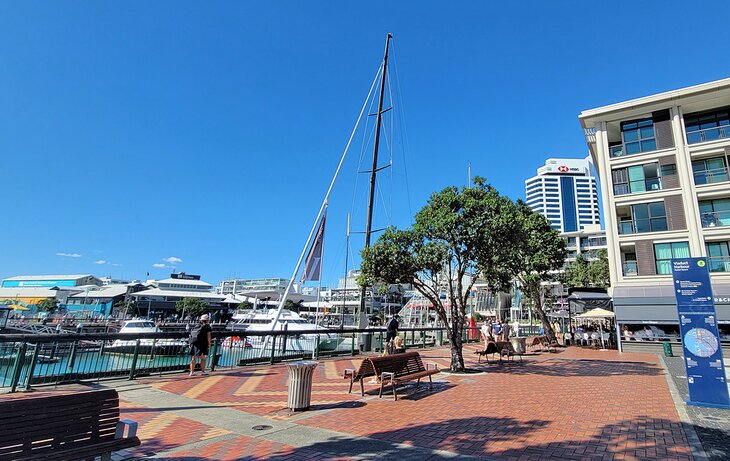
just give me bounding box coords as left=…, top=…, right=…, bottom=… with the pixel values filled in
left=107, top=319, right=187, bottom=355
left=228, top=309, right=342, bottom=352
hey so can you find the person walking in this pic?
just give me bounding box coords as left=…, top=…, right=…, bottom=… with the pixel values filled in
left=189, top=314, right=212, bottom=377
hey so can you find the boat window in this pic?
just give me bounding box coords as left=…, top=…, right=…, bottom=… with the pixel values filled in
left=126, top=321, right=155, bottom=328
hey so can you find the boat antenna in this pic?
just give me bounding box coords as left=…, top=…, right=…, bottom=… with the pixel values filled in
left=358, top=32, right=393, bottom=327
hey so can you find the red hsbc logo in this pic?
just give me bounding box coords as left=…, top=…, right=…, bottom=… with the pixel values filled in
left=558, top=166, right=569, bottom=172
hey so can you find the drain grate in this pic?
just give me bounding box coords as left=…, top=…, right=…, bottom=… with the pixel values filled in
left=252, top=425, right=273, bottom=431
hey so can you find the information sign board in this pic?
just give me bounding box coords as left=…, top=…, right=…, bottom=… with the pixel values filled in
left=671, top=258, right=730, bottom=409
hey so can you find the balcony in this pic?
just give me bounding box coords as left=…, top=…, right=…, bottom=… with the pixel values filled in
left=613, top=178, right=662, bottom=196
left=610, top=145, right=624, bottom=158
left=701, top=211, right=730, bottom=228
left=708, top=256, right=730, bottom=273
left=623, top=261, right=638, bottom=276
left=618, top=217, right=668, bottom=235
left=694, top=167, right=729, bottom=185
left=686, top=124, right=730, bottom=145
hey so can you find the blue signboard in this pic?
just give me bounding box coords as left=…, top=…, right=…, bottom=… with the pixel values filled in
left=671, top=257, right=730, bottom=409
left=2, top=280, right=77, bottom=288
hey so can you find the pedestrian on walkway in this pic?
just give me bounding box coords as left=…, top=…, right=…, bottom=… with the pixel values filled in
left=189, top=314, right=212, bottom=377
left=385, top=315, right=399, bottom=343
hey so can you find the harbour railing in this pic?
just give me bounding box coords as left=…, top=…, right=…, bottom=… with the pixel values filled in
left=0, top=327, right=482, bottom=392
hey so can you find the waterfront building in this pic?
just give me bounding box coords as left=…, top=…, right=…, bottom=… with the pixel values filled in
left=525, top=158, right=601, bottom=233
left=564, top=224, right=608, bottom=262
left=1, top=274, right=102, bottom=288
left=579, top=77, right=730, bottom=353
left=130, top=273, right=231, bottom=319
left=65, top=284, right=147, bottom=317
left=217, top=278, right=291, bottom=296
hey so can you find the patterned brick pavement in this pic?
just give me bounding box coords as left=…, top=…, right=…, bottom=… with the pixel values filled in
left=4, top=345, right=699, bottom=460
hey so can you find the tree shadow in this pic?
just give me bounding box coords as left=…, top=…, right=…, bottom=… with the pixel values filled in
left=146, top=415, right=703, bottom=460
left=471, top=357, right=663, bottom=377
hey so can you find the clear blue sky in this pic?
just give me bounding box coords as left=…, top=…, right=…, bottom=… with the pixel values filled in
left=2, top=1, right=730, bottom=287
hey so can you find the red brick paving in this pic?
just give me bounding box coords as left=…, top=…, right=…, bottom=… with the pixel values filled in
left=5, top=345, right=696, bottom=460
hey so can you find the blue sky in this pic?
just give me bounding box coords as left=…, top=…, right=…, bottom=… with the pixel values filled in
left=2, top=1, right=730, bottom=287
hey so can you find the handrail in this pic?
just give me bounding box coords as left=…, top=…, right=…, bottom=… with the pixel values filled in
left=686, top=124, right=730, bottom=144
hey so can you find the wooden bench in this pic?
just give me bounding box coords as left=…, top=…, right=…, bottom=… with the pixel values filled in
left=371, top=351, right=439, bottom=401
left=0, top=389, right=140, bottom=461
left=343, top=357, right=377, bottom=396
left=475, top=341, right=522, bottom=363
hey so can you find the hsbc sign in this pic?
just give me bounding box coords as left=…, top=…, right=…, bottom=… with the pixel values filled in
left=557, top=165, right=580, bottom=173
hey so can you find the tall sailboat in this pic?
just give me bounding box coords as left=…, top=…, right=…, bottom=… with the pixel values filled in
left=269, top=33, right=397, bottom=332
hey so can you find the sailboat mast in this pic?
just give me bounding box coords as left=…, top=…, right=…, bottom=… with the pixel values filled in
left=359, top=32, right=393, bottom=322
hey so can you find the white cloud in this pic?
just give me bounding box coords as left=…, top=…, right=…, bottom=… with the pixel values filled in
left=152, top=263, right=166, bottom=268
left=94, top=260, right=108, bottom=265
left=57, top=252, right=82, bottom=258
left=163, top=256, right=182, bottom=264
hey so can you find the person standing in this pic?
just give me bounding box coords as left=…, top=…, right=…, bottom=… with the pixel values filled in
left=493, top=319, right=503, bottom=341
left=385, top=315, right=399, bottom=343
left=189, top=314, right=212, bottom=376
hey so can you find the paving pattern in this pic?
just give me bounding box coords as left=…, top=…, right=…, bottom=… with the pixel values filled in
left=7, top=345, right=704, bottom=460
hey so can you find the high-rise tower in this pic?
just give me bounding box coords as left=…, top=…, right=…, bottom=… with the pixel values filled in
left=525, top=158, right=601, bottom=232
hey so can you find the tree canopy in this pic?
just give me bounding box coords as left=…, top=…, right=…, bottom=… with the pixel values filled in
left=36, top=298, right=58, bottom=313
left=564, top=249, right=610, bottom=289
left=175, top=298, right=209, bottom=318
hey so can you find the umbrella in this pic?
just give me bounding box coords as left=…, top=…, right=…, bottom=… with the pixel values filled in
left=576, top=308, right=615, bottom=349
left=9, top=304, right=29, bottom=311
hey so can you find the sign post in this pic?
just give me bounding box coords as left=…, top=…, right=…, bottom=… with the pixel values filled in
left=671, top=257, right=730, bottom=409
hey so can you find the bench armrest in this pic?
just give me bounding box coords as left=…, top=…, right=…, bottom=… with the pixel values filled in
left=380, top=371, right=395, bottom=381
left=343, top=368, right=355, bottom=379
left=425, top=362, right=439, bottom=371
left=116, top=420, right=138, bottom=439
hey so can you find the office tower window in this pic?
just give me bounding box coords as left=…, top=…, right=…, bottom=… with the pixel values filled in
left=621, top=118, right=656, bottom=155
left=684, top=108, right=730, bottom=144
left=692, top=157, right=729, bottom=185
left=706, top=242, right=730, bottom=272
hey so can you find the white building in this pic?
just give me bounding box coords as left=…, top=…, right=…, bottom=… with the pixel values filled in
left=579, top=77, right=730, bottom=353
left=525, top=158, right=601, bottom=233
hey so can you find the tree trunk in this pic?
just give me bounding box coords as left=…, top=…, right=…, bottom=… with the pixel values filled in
left=447, top=313, right=466, bottom=371
left=531, top=288, right=556, bottom=342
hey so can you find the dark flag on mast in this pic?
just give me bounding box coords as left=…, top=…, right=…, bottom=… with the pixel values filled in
left=301, top=212, right=326, bottom=282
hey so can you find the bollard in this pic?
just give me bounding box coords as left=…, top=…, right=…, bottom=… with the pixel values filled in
left=210, top=338, right=219, bottom=371
left=663, top=342, right=673, bottom=357
left=351, top=334, right=355, bottom=356
left=437, top=329, right=443, bottom=346
left=313, top=335, right=320, bottom=360
left=24, top=343, right=41, bottom=391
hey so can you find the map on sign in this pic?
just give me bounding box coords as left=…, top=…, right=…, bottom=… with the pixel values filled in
left=683, top=328, right=719, bottom=358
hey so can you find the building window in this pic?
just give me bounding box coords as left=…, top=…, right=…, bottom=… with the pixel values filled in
left=623, top=252, right=638, bottom=276
left=692, top=157, right=729, bottom=185
left=619, top=202, right=667, bottom=234
left=612, top=162, right=671, bottom=195
left=621, top=118, right=656, bottom=155
left=706, top=242, right=730, bottom=272
left=699, top=198, right=730, bottom=228
left=654, top=242, right=690, bottom=274
left=684, top=108, right=730, bottom=144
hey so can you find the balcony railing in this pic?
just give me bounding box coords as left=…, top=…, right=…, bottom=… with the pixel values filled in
left=686, top=124, right=730, bottom=145
left=618, top=217, right=668, bottom=235
left=623, top=261, right=638, bottom=276
left=613, top=178, right=662, bottom=196
left=701, top=211, right=730, bottom=228
left=708, top=255, right=730, bottom=273
left=694, top=167, right=729, bottom=185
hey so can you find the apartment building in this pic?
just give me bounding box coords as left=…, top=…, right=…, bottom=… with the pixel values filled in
left=579, top=77, right=730, bottom=353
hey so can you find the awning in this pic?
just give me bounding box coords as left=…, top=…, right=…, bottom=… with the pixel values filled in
left=576, top=308, right=615, bottom=319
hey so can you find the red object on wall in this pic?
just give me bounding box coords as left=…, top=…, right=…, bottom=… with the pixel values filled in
left=468, top=316, right=477, bottom=340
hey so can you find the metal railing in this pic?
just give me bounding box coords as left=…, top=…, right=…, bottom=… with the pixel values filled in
left=613, top=178, right=662, bottom=196
left=617, top=217, right=668, bottom=235
left=623, top=261, right=638, bottom=276
left=609, top=145, right=624, bottom=158
left=0, top=327, right=484, bottom=392
left=686, top=125, right=730, bottom=144
left=708, top=256, right=730, bottom=273
left=701, top=210, right=730, bottom=228
left=694, top=167, right=729, bottom=185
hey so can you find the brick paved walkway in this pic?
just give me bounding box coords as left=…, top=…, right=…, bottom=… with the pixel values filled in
left=11, top=345, right=700, bottom=460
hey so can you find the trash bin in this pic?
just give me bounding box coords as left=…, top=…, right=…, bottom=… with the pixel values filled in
left=358, top=333, right=372, bottom=352
left=286, top=361, right=318, bottom=411
left=662, top=342, right=673, bottom=357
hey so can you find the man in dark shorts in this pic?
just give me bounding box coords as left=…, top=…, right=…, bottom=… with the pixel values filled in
left=189, top=314, right=212, bottom=376
left=386, top=315, right=399, bottom=343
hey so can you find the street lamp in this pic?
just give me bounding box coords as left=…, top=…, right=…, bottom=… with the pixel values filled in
left=0, top=305, right=10, bottom=330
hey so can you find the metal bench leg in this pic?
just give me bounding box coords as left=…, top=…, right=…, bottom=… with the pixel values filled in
left=379, top=379, right=384, bottom=398
left=392, top=381, right=397, bottom=401
left=348, top=377, right=354, bottom=394
left=429, top=374, right=433, bottom=390
left=360, top=378, right=365, bottom=396
left=415, top=378, right=420, bottom=390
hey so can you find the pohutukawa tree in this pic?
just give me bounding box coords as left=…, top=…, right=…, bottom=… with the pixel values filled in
left=359, top=178, right=517, bottom=372
left=507, top=201, right=567, bottom=343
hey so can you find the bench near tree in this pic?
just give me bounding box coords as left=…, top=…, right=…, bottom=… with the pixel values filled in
left=0, top=388, right=140, bottom=461
left=344, top=351, right=439, bottom=400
